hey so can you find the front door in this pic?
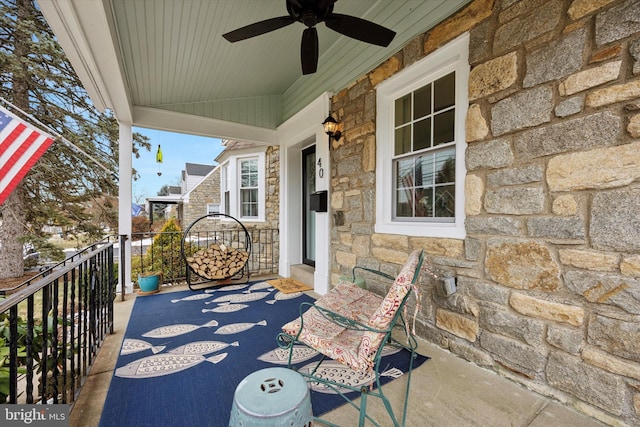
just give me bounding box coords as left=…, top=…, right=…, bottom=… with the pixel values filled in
left=302, top=146, right=316, bottom=267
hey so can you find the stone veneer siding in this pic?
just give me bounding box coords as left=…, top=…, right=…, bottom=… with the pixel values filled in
left=182, top=168, right=220, bottom=231
left=329, top=0, right=640, bottom=425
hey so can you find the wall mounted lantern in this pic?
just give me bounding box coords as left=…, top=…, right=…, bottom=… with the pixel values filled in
left=322, top=113, right=342, bottom=142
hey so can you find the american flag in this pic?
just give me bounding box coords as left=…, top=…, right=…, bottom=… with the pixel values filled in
left=0, top=106, right=54, bottom=205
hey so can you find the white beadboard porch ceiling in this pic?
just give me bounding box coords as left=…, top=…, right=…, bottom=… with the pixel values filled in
left=39, top=0, right=471, bottom=140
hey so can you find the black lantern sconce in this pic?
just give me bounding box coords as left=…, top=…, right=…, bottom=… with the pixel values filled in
left=322, top=113, right=342, bottom=142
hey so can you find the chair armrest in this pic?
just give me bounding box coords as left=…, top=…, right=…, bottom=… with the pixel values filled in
left=350, top=266, right=395, bottom=282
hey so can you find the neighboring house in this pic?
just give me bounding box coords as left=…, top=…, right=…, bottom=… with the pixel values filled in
left=182, top=140, right=280, bottom=274
left=181, top=163, right=215, bottom=194
left=179, top=164, right=220, bottom=228
left=146, top=164, right=214, bottom=225
left=215, top=140, right=279, bottom=229
left=42, top=0, right=640, bottom=424
left=182, top=140, right=279, bottom=231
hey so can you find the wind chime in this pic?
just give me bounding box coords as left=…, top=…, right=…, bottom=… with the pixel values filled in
left=156, top=145, right=163, bottom=176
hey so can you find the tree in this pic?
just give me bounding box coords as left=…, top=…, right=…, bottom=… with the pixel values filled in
left=0, top=0, right=151, bottom=278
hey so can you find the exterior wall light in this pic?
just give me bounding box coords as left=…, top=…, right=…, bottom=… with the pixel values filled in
left=322, top=113, right=342, bottom=142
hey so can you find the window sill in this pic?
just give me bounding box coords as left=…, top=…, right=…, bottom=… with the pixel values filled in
left=375, top=221, right=465, bottom=239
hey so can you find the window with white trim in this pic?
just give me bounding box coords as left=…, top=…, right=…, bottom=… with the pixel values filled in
left=219, top=152, right=266, bottom=222
left=376, top=33, right=469, bottom=239
left=240, top=158, right=259, bottom=218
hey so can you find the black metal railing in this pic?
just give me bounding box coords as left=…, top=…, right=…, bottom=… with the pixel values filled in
left=131, top=228, right=279, bottom=285
left=0, top=237, right=117, bottom=296
left=0, top=242, right=115, bottom=405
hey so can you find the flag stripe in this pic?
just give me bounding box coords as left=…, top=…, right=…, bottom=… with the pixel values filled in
left=0, top=132, right=53, bottom=204
left=0, top=129, right=41, bottom=178
left=0, top=122, right=27, bottom=158
left=0, top=106, right=54, bottom=205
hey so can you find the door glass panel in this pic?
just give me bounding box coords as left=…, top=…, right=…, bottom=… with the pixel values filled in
left=303, top=147, right=316, bottom=266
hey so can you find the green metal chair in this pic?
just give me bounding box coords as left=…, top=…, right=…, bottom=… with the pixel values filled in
left=277, top=249, right=425, bottom=427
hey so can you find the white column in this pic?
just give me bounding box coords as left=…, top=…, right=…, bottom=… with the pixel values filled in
left=118, top=122, right=133, bottom=294
left=313, top=124, right=330, bottom=295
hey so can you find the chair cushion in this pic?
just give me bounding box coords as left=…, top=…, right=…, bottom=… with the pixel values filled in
left=368, top=250, right=422, bottom=329
left=281, top=282, right=384, bottom=372
left=281, top=250, right=422, bottom=373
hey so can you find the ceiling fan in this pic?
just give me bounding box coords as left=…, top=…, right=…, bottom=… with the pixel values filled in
left=222, top=0, right=396, bottom=75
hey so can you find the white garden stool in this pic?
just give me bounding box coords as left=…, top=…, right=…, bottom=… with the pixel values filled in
left=229, top=367, right=313, bottom=427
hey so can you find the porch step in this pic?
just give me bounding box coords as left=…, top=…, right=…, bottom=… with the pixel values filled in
left=289, top=264, right=314, bottom=288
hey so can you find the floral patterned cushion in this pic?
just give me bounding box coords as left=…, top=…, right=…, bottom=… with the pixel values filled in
left=281, top=250, right=422, bottom=373
left=368, top=250, right=421, bottom=329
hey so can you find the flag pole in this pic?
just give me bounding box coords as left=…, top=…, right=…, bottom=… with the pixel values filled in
left=0, top=97, right=117, bottom=179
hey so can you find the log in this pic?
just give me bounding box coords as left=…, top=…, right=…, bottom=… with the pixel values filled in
left=188, top=243, right=249, bottom=280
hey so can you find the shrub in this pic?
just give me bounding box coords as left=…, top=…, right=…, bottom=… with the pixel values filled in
left=132, top=218, right=189, bottom=284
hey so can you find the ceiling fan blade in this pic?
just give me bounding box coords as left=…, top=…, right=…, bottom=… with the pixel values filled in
left=223, top=16, right=296, bottom=42
left=301, top=27, right=319, bottom=75
left=325, top=13, right=396, bottom=47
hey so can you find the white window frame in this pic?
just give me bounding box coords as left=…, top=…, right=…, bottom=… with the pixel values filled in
left=220, top=164, right=230, bottom=215
left=220, top=152, right=266, bottom=222
left=375, top=32, right=469, bottom=239
left=238, top=157, right=260, bottom=219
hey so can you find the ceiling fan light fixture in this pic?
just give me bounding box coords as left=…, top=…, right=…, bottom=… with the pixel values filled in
left=323, top=113, right=341, bottom=142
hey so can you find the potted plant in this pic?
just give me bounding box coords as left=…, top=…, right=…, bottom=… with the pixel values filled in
left=137, top=271, right=162, bottom=294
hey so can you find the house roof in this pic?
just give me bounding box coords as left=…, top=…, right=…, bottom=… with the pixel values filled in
left=185, top=163, right=215, bottom=177
left=215, top=140, right=267, bottom=163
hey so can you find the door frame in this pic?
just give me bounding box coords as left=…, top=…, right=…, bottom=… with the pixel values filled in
left=277, top=93, right=331, bottom=295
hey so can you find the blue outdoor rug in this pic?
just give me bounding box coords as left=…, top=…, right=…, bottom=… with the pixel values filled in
left=99, top=282, right=428, bottom=427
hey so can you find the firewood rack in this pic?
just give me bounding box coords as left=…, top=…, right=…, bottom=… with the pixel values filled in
left=180, top=213, right=252, bottom=290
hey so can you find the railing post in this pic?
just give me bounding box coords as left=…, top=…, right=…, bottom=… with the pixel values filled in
left=8, top=306, right=18, bottom=403
left=120, top=234, right=127, bottom=301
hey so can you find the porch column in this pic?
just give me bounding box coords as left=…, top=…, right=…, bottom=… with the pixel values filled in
left=118, top=121, right=133, bottom=294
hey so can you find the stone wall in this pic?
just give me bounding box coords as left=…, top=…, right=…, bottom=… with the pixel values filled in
left=329, top=0, right=640, bottom=424
left=183, top=168, right=220, bottom=231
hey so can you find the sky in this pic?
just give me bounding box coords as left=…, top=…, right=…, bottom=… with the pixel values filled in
left=131, top=128, right=224, bottom=202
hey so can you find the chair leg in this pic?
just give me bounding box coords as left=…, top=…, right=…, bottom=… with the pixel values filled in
left=400, top=349, right=416, bottom=425
left=359, top=387, right=368, bottom=427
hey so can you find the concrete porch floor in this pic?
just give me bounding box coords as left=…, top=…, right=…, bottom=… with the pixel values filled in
left=71, top=283, right=608, bottom=427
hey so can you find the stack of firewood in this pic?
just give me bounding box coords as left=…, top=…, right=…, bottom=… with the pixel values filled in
left=186, top=243, right=249, bottom=279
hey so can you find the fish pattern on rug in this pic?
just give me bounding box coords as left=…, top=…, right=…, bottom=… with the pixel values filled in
left=257, top=345, right=319, bottom=365
left=201, top=303, right=248, bottom=313
left=115, top=352, right=228, bottom=379
left=208, top=290, right=270, bottom=303
left=120, top=339, right=165, bottom=355
left=99, top=282, right=428, bottom=427
left=141, top=319, right=219, bottom=338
